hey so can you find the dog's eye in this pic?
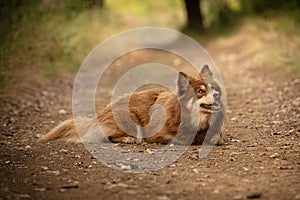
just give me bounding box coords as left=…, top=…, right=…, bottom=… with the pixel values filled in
left=198, top=89, right=204, bottom=94
left=198, top=85, right=206, bottom=94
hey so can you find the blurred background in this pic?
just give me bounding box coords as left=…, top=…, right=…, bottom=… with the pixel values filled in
left=0, top=0, right=299, bottom=93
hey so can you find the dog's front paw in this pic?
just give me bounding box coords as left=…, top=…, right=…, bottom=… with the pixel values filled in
left=209, top=133, right=228, bottom=146
left=119, top=136, right=137, bottom=144
left=214, top=136, right=225, bottom=146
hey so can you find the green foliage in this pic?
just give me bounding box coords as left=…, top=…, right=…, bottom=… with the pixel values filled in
left=240, top=0, right=300, bottom=14
left=0, top=0, right=96, bottom=90
left=0, top=0, right=185, bottom=91
left=199, top=0, right=300, bottom=35
left=1, top=0, right=300, bottom=92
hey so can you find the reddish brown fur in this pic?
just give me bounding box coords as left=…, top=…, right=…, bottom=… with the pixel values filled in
left=40, top=66, right=225, bottom=145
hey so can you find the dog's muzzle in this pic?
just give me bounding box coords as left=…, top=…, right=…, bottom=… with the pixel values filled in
left=200, top=91, right=222, bottom=111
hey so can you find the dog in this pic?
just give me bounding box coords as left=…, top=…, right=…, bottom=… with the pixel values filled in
left=40, top=65, right=225, bottom=145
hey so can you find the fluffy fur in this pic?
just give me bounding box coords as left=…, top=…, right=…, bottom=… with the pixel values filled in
left=40, top=65, right=225, bottom=145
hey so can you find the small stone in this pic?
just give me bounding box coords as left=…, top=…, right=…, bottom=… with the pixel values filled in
left=145, top=148, right=154, bottom=154
left=269, top=153, right=280, bottom=158
left=127, top=190, right=138, bottom=195
left=59, top=188, right=67, bottom=193
left=75, top=162, right=83, bottom=166
left=59, top=149, right=68, bottom=153
left=233, top=195, right=243, bottom=200
left=41, top=91, right=49, bottom=96
left=288, top=129, right=295, bottom=134
left=231, top=139, right=241, bottom=143
left=121, top=150, right=130, bottom=154
left=116, top=183, right=128, bottom=188
left=41, top=166, right=49, bottom=170
left=272, top=132, right=281, bottom=135
left=46, top=170, right=60, bottom=175
left=213, top=189, right=219, bottom=194
left=4, top=161, right=11, bottom=164
left=158, top=195, right=170, bottom=200
left=18, top=194, right=31, bottom=199
left=271, top=121, right=282, bottom=125
left=247, top=143, right=257, bottom=147
left=35, top=187, right=46, bottom=192
left=247, top=192, right=262, bottom=199
left=61, top=183, right=79, bottom=189
left=278, top=165, right=293, bottom=170
left=24, top=145, right=31, bottom=149
left=207, top=178, right=216, bottom=183
left=192, top=169, right=199, bottom=174
left=58, top=109, right=67, bottom=115
left=120, top=164, right=132, bottom=170
left=169, top=143, right=174, bottom=147
left=242, top=167, right=250, bottom=171
left=294, top=194, right=300, bottom=199
left=62, top=168, right=69, bottom=172
left=16, top=147, right=24, bottom=151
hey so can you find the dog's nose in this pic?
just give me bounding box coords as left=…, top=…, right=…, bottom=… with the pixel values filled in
left=213, top=92, right=220, bottom=99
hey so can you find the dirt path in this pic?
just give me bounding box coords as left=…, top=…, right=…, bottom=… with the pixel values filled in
left=1, top=27, right=299, bottom=200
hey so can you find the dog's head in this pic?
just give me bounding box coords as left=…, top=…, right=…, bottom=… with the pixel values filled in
left=177, top=65, right=222, bottom=114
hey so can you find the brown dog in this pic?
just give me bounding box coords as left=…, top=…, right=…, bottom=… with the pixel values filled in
left=41, top=65, right=225, bottom=145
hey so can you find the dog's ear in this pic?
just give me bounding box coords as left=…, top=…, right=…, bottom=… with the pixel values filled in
left=177, top=71, right=189, bottom=96
left=200, top=65, right=213, bottom=78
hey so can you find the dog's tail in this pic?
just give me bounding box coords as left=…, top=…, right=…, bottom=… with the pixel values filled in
left=40, top=118, right=97, bottom=142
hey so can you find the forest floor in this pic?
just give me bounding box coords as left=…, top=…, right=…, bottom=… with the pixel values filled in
left=0, top=22, right=299, bottom=200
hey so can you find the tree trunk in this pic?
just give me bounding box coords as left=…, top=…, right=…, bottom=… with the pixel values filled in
left=183, top=0, right=204, bottom=31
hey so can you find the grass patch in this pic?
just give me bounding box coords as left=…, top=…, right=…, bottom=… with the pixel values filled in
left=0, top=0, right=185, bottom=93
left=253, top=15, right=300, bottom=75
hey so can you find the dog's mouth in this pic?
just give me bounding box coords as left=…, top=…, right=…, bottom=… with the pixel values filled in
left=200, top=103, right=221, bottom=111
